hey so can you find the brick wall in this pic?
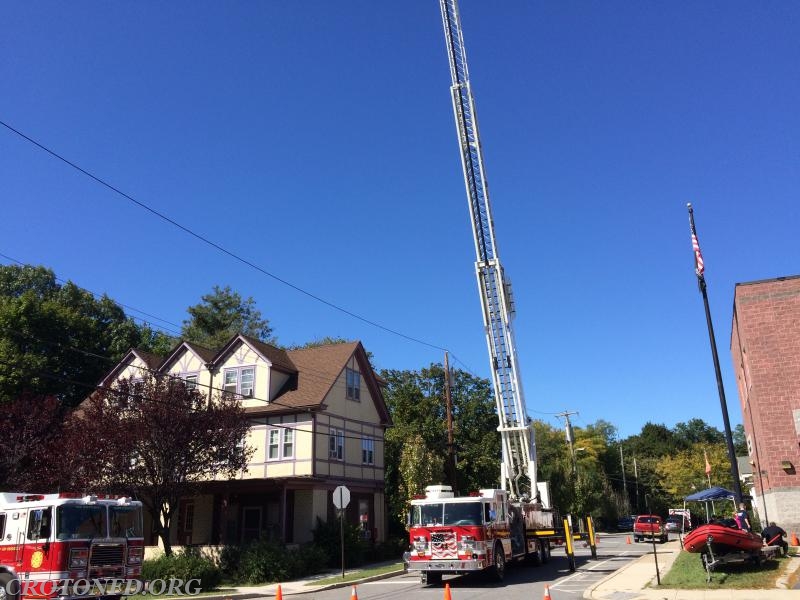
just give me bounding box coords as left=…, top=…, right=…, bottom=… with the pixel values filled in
left=731, top=276, right=800, bottom=530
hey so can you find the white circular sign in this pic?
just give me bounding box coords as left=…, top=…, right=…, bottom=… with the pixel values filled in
left=333, top=485, right=350, bottom=509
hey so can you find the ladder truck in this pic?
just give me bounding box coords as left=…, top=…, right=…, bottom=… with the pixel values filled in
left=404, top=0, right=595, bottom=583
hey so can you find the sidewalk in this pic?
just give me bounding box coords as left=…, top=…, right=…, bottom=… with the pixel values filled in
left=198, top=561, right=406, bottom=599
left=584, top=540, right=800, bottom=600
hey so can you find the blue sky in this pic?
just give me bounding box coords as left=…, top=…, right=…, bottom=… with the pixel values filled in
left=2, top=1, right=798, bottom=438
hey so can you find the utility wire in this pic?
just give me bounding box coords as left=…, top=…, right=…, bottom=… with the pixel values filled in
left=0, top=119, right=448, bottom=353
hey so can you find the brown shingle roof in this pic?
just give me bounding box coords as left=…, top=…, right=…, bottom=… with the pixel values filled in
left=243, top=342, right=359, bottom=415
left=236, top=335, right=297, bottom=373
left=184, top=342, right=216, bottom=364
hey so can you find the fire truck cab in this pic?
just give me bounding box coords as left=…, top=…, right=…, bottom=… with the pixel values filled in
left=0, top=493, right=144, bottom=600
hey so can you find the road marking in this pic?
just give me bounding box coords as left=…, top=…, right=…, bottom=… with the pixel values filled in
left=550, top=551, right=638, bottom=589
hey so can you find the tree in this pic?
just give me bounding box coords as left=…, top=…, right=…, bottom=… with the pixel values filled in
left=0, top=264, right=174, bottom=407
left=673, top=418, right=724, bottom=449
left=0, top=393, right=66, bottom=489
left=380, top=364, right=500, bottom=532
left=182, top=285, right=274, bottom=348
left=63, top=375, right=252, bottom=554
left=655, top=442, right=732, bottom=504
left=733, top=424, right=747, bottom=455
left=397, top=435, right=444, bottom=523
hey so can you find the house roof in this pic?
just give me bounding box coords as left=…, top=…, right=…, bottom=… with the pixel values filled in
left=245, top=341, right=390, bottom=424
left=216, top=334, right=297, bottom=374
left=159, top=340, right=217, bottom=372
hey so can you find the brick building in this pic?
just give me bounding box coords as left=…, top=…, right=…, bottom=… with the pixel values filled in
left=731, top=275, right=800, bottom=532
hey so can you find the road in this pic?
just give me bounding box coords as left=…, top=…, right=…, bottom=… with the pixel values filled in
left=301, top=532, right=656, bottom=599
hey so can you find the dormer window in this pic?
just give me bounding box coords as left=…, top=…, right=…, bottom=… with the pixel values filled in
left=223, top=367, right=255, bottom=397
left=184, top=375, right=198, bottom=390
left=346, top=368, right=360, bottom=401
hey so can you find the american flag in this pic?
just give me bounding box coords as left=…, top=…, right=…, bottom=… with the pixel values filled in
left=431, top=532, right=458, bottom=559
left=691, top=232, right=705, bottom=277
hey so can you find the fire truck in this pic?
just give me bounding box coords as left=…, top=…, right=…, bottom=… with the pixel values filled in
left=0, top=493, right=144, bottom=600
left=404, top=0, right=596, bottom=584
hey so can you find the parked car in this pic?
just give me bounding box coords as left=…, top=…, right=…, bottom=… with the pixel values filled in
left=633, top=514, right=667, bottom=543
left=617, top=514, right=637, bottom=531
left=664, top=514, right=690, bottom=533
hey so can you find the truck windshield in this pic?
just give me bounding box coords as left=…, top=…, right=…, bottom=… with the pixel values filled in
left=110, top=506, right=143, bottom=538
left=412, top=503, right=444, bottom=526
left=56, top=505, right=107, bottom=540
left=412, top=502, right=484, bottom=526
left=443, top=502, right=483, bottom=525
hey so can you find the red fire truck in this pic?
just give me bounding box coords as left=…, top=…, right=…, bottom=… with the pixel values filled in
left=405, top=486, right=556, bottom=584
left=0, top=493, right=144, bottom=600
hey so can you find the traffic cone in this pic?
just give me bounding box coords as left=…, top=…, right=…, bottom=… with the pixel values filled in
left=275, top=585, right=282, bottom=600
left=543, top=584, right=552, bottom=600
left=791, top=531, right=799, bottom=546
left=443, top=582, right=452, bottom=600
left=350, top=585, right=359, bottom=600
left=626, top=535, right=631, bottom=544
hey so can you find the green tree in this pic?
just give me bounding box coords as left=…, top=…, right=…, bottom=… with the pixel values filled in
left=732, top=424, right=747, bottom=455
left=380, top=364, right=500, bottom=531
left=182, top=285, right=273, bottom=348
left=673, top=418, right=724, bottom=449
left=397, top=435, right=444, bottom=523
left=0, top=264, right=173, bottom=406
left=654, top=442, right=732, bottom=505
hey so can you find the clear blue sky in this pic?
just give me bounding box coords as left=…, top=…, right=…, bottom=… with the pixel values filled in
left=2, top=1, right=798, bottom=437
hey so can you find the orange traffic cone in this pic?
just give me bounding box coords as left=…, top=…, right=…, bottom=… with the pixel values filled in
left=791, top=531, right=799, bottom=546
left=443, top=582, right=452, bottom=600
left=350, top=585, right=359, bottom=600
left=275, top=584, right=282, bottom=600
left=543, top=584, right=552, bottom=600
left=626, top=535, right=632, bottom=544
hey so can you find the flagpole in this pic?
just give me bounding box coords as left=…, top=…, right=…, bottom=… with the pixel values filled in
left=688, top=203, right=743, bottom=505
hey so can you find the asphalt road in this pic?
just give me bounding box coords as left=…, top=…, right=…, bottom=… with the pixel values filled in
left=300, top=532, right=656, bottom=599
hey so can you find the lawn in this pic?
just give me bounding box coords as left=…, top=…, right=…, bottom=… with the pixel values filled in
left=307, top=562, right=404, bottom=586
left=659, top=550, right=791, bottom=589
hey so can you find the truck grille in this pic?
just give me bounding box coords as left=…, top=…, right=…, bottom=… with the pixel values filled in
left=431, top=532, right=457, bottom=559
left=90, top=543, right=124, bottom=566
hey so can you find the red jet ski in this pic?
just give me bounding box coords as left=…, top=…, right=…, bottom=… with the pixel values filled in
left=683, top=521, right=763, bottom=555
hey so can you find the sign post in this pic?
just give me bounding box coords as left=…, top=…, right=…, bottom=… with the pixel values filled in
left=332, top=485, right=351, bottom=578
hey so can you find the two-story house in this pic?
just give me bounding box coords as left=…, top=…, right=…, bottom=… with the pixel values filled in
left=97, top=334, right=390, bottom=549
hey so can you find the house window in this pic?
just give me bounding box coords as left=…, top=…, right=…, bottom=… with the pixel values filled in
left=267, top=428, right=294, bottom=460
left=268, top=429, right=280, bottom=460
left=184, top=375, right=198, bottom=390
left=223, top=367, right=255, bottom=397
left=329, top=428, right=344, bottom=461
left=346, top=368, right=360, bottom=401
left=361, top=437, right=374, bottom=465
left=283, top=429, right=294, bottom=459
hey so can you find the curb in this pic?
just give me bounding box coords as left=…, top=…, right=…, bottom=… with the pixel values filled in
left=582, top=549, right=651, bottom=599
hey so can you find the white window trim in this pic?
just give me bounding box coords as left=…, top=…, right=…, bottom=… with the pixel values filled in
left=183, top=373, right=199, bottom=390
left=329, top=428, right=344, bottom=461
left=361, top=437, right=374, bottom=465
left=223, top=366, right=256, bottom=397
left=267, top=427, right=295, bottom=461
left=267, top=429, right=281, bottom=460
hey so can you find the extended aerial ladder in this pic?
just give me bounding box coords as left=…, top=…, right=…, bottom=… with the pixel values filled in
left=439, top=0, right=539, bottom=503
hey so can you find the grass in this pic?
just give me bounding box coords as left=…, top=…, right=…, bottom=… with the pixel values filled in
left=660, top=549, right=791, bottom=589
left=306, top=562, right=404, bottom=586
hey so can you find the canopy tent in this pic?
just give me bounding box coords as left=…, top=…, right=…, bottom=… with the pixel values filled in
left=684, top=486, right=738, bottom=523
left=684, top=486, right=736, bottom=502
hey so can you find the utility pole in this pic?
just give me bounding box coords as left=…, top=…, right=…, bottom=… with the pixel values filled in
left=620, top=443, right=628, bottom=505
left=633, top=455, right=639, bottom=512
left=555, top=410, right=579, bottom=475
left=444, top=352, right=457, bottom=494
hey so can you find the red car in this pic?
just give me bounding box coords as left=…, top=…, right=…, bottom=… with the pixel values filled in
left=633, top=514, right=668, bottom=543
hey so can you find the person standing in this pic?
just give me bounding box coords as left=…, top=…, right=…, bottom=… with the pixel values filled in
left=735, top=503, right=752, bottom=532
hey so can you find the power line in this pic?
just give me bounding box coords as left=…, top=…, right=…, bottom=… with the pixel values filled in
left=0, top=119, right=448, bottom=353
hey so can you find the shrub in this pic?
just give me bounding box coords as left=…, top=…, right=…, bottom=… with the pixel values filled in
left=311, top=517, right=369, bottom=567
left=141, top=548, right=222, bottom=592
left=220, top=540, right=329, bottom=584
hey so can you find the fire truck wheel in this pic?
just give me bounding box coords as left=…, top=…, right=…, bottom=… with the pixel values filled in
left=540, top=540, right=551, bottom=564
left=420, top=571, right=441, bottom=585
left=491, top=543, right=506, bottom=582
left=0, top=572, right=19, bottom=600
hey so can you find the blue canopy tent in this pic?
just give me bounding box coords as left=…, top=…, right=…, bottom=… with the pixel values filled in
left=684, top=486, right=736, bottom=523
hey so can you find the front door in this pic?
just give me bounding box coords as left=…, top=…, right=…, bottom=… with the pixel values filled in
left=241, top=507, right=262, bottom=544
